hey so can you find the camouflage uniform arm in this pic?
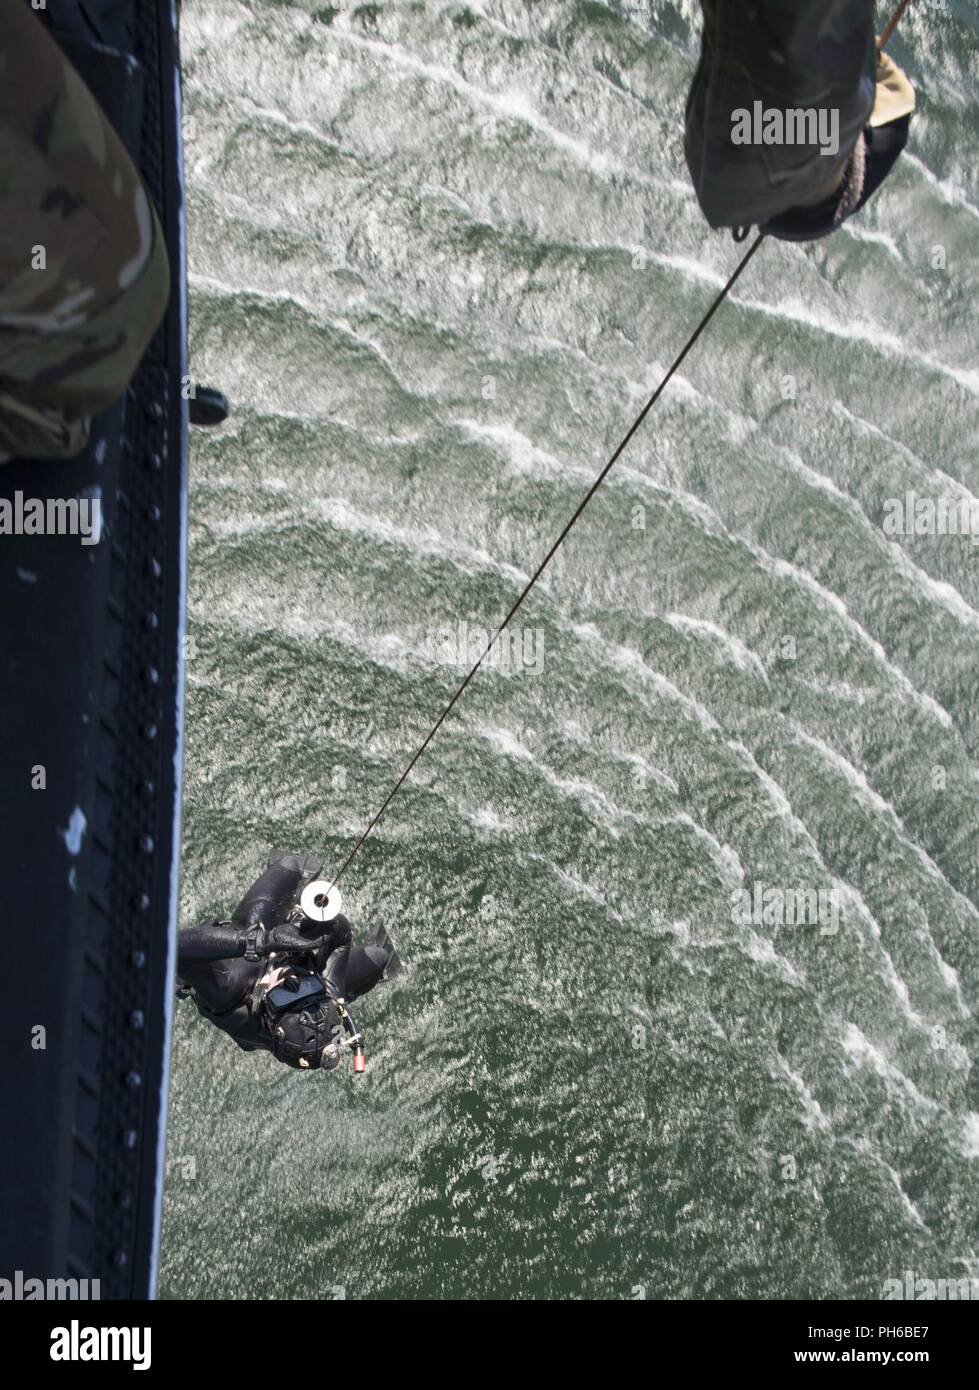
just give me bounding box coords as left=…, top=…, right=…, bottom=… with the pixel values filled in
left=0, top=0, right=170, bottom=460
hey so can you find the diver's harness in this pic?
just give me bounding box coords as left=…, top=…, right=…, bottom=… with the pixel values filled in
left=252, top=904, right=367, bottom=1074
left=254, top=964, right=365, bottom=1073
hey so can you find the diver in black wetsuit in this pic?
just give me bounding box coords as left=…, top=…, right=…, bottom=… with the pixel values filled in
left=176, top=852, right=400, bottom=1071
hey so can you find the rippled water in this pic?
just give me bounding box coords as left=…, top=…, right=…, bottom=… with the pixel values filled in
left=160, top=0, right=979, bottom=1299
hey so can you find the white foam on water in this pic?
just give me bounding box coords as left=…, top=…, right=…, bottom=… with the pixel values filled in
left=618, top=473, right=728, bottom=535
left=607, top=749, right=679, bottom=797
left=549, top=773, right=636, bottom=836
left=843, top=222, right=902, bottom=262
left=824, top=416, right=979, bottom=636
left=477, top=722, right=643, bottom=836
left=190, top=272, right=448, bottom=418
left=830, top=399, right=933, bottom=472
left=726, top=741, right=824, bottom=861
left=903, top=152, right=979, bottom=223
left=740, top=294, right=979, bottom=398
left=924, top=938, right=971, bottom=1020
left=791, top=725, right=979, bottom=929
left=664, top=612, right=769, bottom=682
left=934, top=469, right=979, bottom=509
left=552, top=865, right=619, bottom=916
left=466, top=806, right=510, bottom=835
left=321, top=495, right=529, bottom=582
left=791, top=726, right=904, bottom=823
left=742, top=930, right=805, bottom=988
left=961, top=1114, right=979, bottom=1160
left=456, top=419, right=582, bottom=480
left=477, top=723, right=534, bottom=764
left=839, top=1023, right=938, bottom=1119
left=651, top=253, right=979, bottom=396
left=456, top=420, right=735, bottom=554
left=741, top=539, right=955, bottom=729
left=665, top=811, right=745, bottom=891
left=652, top=252, right=726, bottom=291
left=775, top=1054, right=830, bottom=1133
left=885, top=540, right=979, bottom=632
left=721, top=743, right=936, bottom=1027
left=332, top=29, right=676, bottom=193
left=573, top=622, right=722, bottom=735
left=837, top=883, right=928, bottom=1032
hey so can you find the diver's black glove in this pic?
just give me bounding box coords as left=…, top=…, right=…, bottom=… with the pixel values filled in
left=247, top=912, right=353, bottom=959
left=245, top=919, right=332, bottom=959
left=178, top=912, right=350, bottom=967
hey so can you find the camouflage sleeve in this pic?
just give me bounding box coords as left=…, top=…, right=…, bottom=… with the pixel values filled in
left=0, top=0, right=170, bottom=460
left=684, top=0, right=877, bottom=231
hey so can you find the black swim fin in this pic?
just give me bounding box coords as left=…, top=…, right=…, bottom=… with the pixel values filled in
left=366, top=918, right=403, bottom=980
left=266, top=847, right=323, bottom=881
